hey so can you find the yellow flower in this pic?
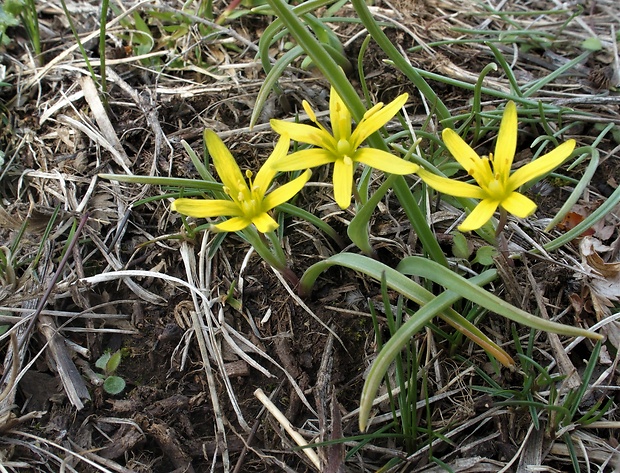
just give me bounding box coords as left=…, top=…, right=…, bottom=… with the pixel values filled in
left=172, top=130, right=311, bottom=233
left=270, top=87, right=419, bottom=209
left=417, top=101, right=576, bottom=232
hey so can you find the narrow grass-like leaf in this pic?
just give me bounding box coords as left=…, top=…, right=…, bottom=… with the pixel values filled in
left=350, top=0, right=449, bottom=121
left=487, top=42, right=523, bottom=98
left=568, top=341, right=601, bottom=420
left=545, top=126, right=611, bottom=231
left=181, top=139, right=216, bottom=183
left=472, top=62, right=498, bottom=144
left=522, top=51, right=591, bottom=97
left=99, top=0, right=110, bottom=108
left=397, top=257, right=601, bottom=339
left=300, top=253, right=510, bottom=360
left=277, top=202, right=344, bottom=248
left=358, top=270, right=497, bottom=432
left=250, top=46, right=304, bottom=128
left=544, top=182, right=620, bottom=251
left=348, top=174, right=397, bottom=255
left=99, top=173, right=223, bottom=191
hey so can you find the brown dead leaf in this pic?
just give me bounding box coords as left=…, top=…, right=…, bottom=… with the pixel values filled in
left=579, top=237, right=620, bottom=347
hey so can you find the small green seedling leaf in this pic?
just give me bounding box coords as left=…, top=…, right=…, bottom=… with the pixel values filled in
left=95, top=352, right=111, bottom=371
left=581, top=37, right=603, bottom=51
left=103, top=376, right=126, bottom=395
left=472, top=246, right=498, bottom=266
left=106, top=350, right=123, bottom=375
left=452, top=232, right=473, bottom=260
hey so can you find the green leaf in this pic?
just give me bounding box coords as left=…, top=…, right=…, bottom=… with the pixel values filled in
left=397, top=256, right=600, bottom=339
left=299, top=252, right=513, bottom=366
left=581, top=37, right=602, bottom=51
left=95, top=352, right=111, bottom=371
left=103, top=376, right=126, bottom=395
left=451, top=232, right=472, bottom=259
left=472, top=245, right=497, bottom=266
left=106, top=350, right=123, bottom=375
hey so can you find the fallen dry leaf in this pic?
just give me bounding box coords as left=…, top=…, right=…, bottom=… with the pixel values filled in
left=579, top=236, right=620, bottom=347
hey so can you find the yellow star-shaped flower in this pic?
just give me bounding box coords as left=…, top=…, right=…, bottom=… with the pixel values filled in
left=270, top=87, right=419, bottom=209
left=172, top=130, right=311, bottom=233
left=417, top=101, right=576, bottom=232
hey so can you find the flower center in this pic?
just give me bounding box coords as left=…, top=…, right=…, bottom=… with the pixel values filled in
left=227, top=175, right=262, bottom=218
left=486, top=178, right=506, bottom=200
left=337, top=139, right=353, bottom=159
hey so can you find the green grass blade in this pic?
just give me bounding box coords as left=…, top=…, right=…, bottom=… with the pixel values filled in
left=350, top=0, right=449, bottom=122
left=397, top=256, right=601, bottom=339
left=544, top=182, right=620, bottom=251
left=99, top=173, right=223, bottom=191
left=250, top=45, right=304, bottom=129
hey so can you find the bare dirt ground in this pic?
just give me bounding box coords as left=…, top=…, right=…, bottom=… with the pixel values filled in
left=0, top=0, right=619, bottom=472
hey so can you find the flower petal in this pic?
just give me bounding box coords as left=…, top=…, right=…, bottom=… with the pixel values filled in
left=204, top=130, right=246, bottom=193
left=252, top=212, right=279, bottom=233
left=333, top=157, right=354, bottom=209
left=493, top=101, right=518, bottom=180
left=500, top=191, right=537, bottom=218
left=254, top=135, right=289, bottom=194
left=354, top=148, right=419, bottom=175
left=508, top=139, right=575, bottom=190
left=416, top=168, right=486, bottom=199
left=270, top=119, right=336, bottom=152
left=172, top=198, right=241, bottom=218
left=213, top=216, right=252, bottom=232
left=272, top=148, right=336, bottom=172
left=442, top=129, right=493, bottom=185
left=262, top=170, right=312, bottom=210
left=330, top=87, right=351, bottom=142
left=350, top=93, right=408, bottom=149
left=458, top=199, right=499, bottom=232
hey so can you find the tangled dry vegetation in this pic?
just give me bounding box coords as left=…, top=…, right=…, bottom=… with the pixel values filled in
left=0, top=0, right=619, bottom=471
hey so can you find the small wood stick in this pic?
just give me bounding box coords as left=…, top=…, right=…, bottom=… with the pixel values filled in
left=254, top=388, right=321, bottom=470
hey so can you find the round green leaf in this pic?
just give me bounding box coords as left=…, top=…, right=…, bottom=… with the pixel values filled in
left=103, top=376, right=126, bottom=395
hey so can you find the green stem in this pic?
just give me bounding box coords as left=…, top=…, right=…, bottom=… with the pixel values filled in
left=241, top=227, right=299, bottom=288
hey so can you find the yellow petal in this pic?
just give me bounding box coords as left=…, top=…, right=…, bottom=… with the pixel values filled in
left=272, top=148, right=336, bottom=172
left=252, top=212, right=279, bottom=233
left=458, top=199, right=499, bottom=232
left=255, top=135, right=289, bottom=194
left=213, top=216, right=252, bottom=232
left=508, top=139, right=575, bottom=190
left=330, top=87, right=351, bottom=142
left=500, top=191, right=537, bottom=218
left=493, top=101, right=518, bottom=180
left=262, top=170, right=312, bottom=210
left=333, top=157, right=354, bottom=209
left=354, top=148, right=418, bottom=175
left=172, top=198, right=241, bottom=218
left=204, top=130, right=246, bottom=194
left=442, top=129, right=493, bottom=185
left=417, top=168, right=486, bottom=199
left=350, top=93, right=408, bottom=150
left=270, top=119, right=336, bottom=152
